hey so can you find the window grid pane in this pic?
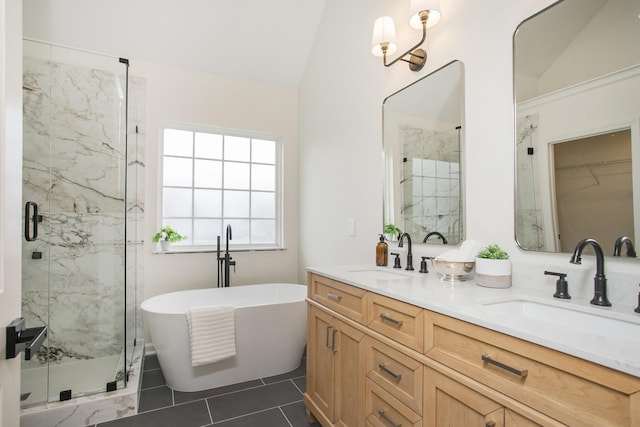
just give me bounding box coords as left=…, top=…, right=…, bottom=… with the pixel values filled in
left=161, top=127, right=280, bottom=248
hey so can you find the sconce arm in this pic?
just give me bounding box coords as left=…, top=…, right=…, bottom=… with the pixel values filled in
left=380, top=9, right=433, bottom=72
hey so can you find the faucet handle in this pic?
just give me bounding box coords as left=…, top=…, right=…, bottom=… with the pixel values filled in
left=390, top=252, right=401, bottom=269
left=419, top=257, right=431, bottom=273
left=544, top=270, right=571, bottom=300
left=634, top=284, right=640, bottom=314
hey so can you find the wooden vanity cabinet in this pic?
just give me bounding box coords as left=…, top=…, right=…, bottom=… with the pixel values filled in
left=304, top=273, right=640, bottom=427
left=425, top=311, right=640, bottom=426
left=306, top=305, right=366, bottom=427
left=306, top=274, right=367, bottom=426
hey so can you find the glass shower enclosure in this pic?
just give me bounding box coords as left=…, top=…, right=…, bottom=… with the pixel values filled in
left=21, top=40, right=134, bottom=407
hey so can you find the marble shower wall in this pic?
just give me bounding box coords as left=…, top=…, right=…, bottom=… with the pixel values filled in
left=401, top=127, right=461, bottom=242
left=22, top=49, right=145, bottom=369
left=515, top=114, right=546, bottom=251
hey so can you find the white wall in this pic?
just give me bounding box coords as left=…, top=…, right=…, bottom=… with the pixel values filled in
left=1, top=0, right=24, bottom=423
left=132, top=60, right=302, bottom=298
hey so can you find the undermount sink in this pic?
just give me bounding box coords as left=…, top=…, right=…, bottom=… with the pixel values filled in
left=348, top=269, right=414, bottom=280
left=482, top=298, right=640, bottom=341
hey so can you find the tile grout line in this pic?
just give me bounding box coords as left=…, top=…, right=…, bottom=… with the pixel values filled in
left=140, top=384, right=169, bottom=392
left=172, top=375, right=306, bottom=403
left=278, top=406, right=294, bottom=427
left=204, top=398, right=214, bottom=425
left=290, top=378, right=304, bottom=395
left=138, top=379, right=304, bottom=415
left=210, top=401, right=304, bottom=425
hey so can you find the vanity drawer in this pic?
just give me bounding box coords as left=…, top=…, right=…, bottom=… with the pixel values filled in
left=366, top=379, right=422, bottom=427
left=366, top=336, right=423, bottom=415
left=425, top=311, right=640, bottom=427
left=308, top=273, right=367, bottom=324
left=367, top=292, right=424, bottom=352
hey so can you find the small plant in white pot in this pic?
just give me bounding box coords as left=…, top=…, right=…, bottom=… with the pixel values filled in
left=383, top=223, right=402, bottom=241
left=152, top=226, right=187, bottom=251
left=475, top=244, right=511, bottom=288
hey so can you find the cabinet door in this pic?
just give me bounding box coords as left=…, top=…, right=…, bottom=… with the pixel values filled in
left=334, top=317, right=366, bottom=427
left=424, top=367, right=505, bottom=427
left=307, top=305, right=336, bottom=423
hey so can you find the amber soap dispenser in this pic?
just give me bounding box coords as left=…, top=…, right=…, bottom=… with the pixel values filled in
left=376, top=234, right=388, bottom=266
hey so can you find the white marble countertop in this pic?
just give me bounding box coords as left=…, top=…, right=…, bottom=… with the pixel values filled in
left=307, top=264, right=640, bottom=377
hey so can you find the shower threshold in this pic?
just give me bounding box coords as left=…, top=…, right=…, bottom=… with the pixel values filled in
left=20, top=343, right=144, bottom=427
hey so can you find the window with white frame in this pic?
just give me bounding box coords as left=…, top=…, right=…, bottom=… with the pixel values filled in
left=160, top=125, right=282, bottom=249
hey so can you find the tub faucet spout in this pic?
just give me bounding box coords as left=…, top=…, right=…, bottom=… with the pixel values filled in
left=398, top=233, right=414, bottom=271
left=569, top=238, right=610, bottom=306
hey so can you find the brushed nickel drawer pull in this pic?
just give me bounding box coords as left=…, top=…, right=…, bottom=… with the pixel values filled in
left=327, top=292, right=342, bottom=302
left=378, top=409, right=402, bottom=427
left=481, top=354, right=528, bottom=378
left=379, top=313, right=403, bottom=326
left=378, top=363, right=403, bottom=381
left=331, top=328, right=338, bottom=352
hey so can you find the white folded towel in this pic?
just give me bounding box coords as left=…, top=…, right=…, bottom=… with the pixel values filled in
left=187, top=305, right=236, bottom=367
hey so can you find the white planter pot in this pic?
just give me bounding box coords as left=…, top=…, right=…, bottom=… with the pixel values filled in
left=474, top=257, right=511, bottom=288
left=160, top=240, right=172, bottom=251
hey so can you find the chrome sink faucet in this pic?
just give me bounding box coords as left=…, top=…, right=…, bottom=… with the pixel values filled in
left=569, top=238, right=611, bottom=307
left=397, top=233, right=414, bottom=271
left=423, top=231, right=448, bottom=244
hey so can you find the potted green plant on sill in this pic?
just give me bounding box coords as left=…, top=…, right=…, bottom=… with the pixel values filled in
left=475, top=244, right=511, bottom=288
left=383, top=223, right=402, bottom=241
left=152, top=226, right=187, bottom=251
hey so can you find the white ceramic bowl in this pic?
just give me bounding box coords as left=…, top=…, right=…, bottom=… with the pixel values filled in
left=432, top=259, right=475, bottom=282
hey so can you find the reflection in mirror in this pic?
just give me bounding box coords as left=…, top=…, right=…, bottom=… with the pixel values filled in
left=383, top=60, right=464, bottom=245
left=514, top=0, right=640, bottom=257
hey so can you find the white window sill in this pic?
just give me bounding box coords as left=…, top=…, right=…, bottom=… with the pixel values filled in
left=152, top=245, right=287, bottom=255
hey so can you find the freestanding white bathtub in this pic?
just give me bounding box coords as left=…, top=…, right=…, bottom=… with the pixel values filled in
left=141, top=283, right=307, bottom=392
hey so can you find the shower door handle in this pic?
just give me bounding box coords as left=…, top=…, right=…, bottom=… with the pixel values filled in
left=25, top=201, right=41, bottom=242
left=6, top=317, right=47, bottom=360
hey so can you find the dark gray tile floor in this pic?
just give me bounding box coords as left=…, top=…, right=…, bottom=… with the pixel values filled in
left=94, top=354, right=320, bottom=427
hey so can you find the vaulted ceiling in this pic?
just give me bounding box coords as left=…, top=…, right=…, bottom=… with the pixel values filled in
left=23, top=0, right=327, bottom=88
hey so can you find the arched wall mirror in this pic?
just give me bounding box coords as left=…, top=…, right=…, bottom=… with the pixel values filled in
left=383, top=60, right=464, bottom=245
left=514, top=0, right=640, bottom=258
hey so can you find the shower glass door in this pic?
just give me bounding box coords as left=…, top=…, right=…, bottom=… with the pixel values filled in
left=22, top=40, right=129, bottom=406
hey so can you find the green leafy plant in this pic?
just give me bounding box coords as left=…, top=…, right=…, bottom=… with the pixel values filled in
left=383, top=223, right=402, bottom=236
left=151, top=226, right=187, bottom=243
left=477, top=244, right=509, bottom=260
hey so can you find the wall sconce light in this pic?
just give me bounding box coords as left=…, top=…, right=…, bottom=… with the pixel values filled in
left=371, top=0, right=441, bottom=72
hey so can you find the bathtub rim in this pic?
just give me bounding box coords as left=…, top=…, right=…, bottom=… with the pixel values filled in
left=140, top=282, right=307, bottom=315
